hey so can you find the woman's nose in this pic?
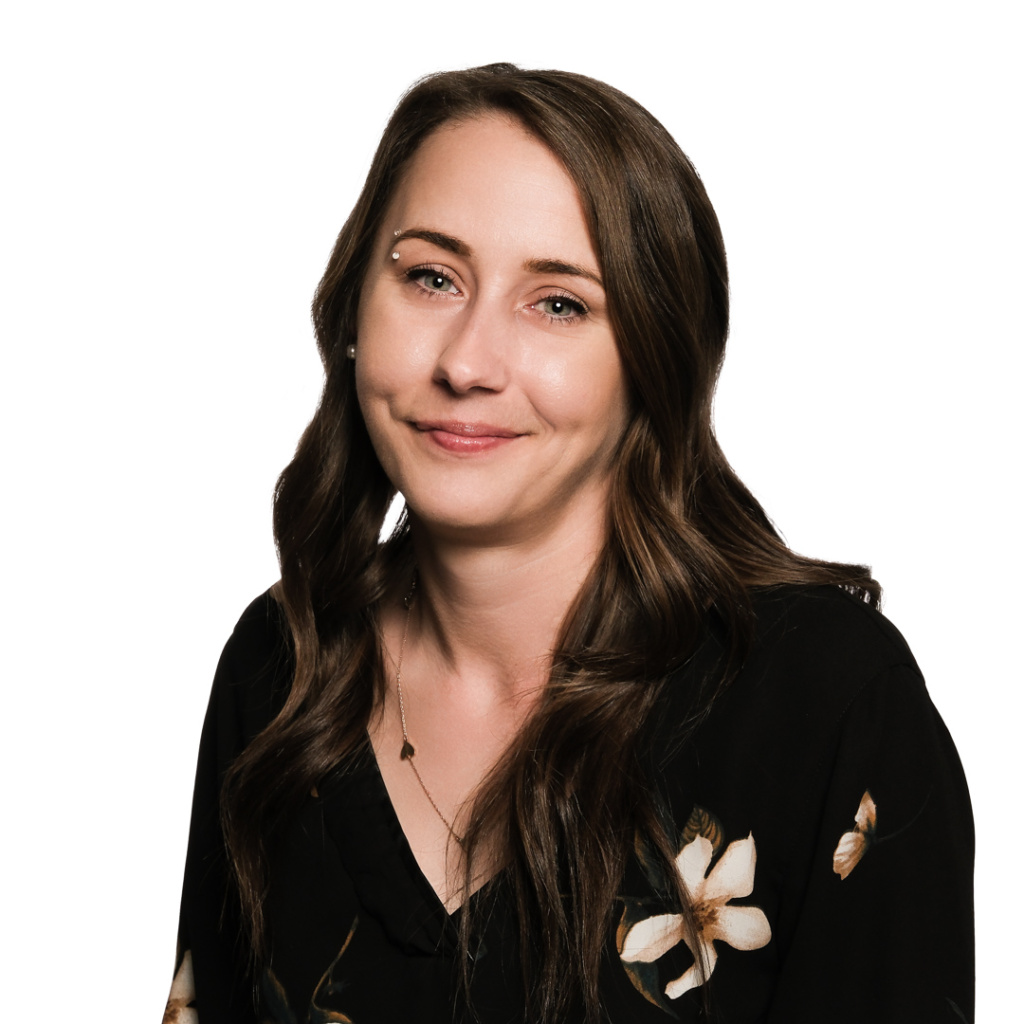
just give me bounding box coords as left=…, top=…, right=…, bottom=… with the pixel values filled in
left=431, top=301, right=512, bottom=394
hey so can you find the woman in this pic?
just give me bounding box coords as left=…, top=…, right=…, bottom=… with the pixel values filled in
left=167, top=65, right=973, bottom=1023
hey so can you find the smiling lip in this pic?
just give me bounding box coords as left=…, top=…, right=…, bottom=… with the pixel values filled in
left=413, top=419, right=523, bottom=453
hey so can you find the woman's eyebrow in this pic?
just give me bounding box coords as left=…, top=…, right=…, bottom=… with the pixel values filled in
left=393, top=228, right=471, bottom=256
left=392, top=231, right=603, bottom=287
left=525, top=257, right=603, bottom=288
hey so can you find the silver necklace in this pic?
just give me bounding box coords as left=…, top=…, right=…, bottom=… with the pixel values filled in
left=395, top=579, right=465, bottom=845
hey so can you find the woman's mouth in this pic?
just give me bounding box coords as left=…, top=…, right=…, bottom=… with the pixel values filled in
left=412, top=420, right=523, bottom=453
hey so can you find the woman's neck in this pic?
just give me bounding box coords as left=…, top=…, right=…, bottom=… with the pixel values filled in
left=405, top=503, right=608, bottom=701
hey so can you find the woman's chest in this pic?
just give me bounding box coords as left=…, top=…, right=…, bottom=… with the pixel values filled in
left=258, top=744, right=804, bottom=1024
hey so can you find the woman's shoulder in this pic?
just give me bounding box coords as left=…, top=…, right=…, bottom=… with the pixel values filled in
left=738, top=584, right=922, bottom=715
left=220, top=586, right=290, bottom=666
left=655, top=585, right=932, bottom=776
left=667, top=585, right=960, bottom=827
left=752, top=584, right=916, bottom=669
left=207, top=586, right=294, bottom=748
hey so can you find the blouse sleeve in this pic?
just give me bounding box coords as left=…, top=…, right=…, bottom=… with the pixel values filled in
left=165, top=594, right=289, bottom=1024
left=767, top=663, right=974, bottom=1023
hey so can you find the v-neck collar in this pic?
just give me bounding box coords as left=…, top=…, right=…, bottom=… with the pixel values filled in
left=318, top=745, right=475, bottom=957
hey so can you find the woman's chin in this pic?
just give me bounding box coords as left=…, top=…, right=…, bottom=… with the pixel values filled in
left=407, top=504, right=522, bottom=544
left=404, top=499, right=569, bottom=550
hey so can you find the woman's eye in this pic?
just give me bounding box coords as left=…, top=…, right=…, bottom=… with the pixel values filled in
left=535, top=295, right=587, bottom=319
left=408, top=269, right=459, bottom=294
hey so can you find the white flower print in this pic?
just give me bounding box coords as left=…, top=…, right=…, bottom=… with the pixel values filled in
left=163, top=949, right=198, bottom=1024
left=620, top=833, right=772, bottom=998
left=832, top=790, right=877, bottom=880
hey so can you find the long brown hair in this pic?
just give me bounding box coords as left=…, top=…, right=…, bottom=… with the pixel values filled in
left=222, top=64, right=878, bottom=1022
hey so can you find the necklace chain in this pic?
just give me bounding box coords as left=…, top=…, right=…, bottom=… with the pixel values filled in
left=395, top=577, right=465, bottom=845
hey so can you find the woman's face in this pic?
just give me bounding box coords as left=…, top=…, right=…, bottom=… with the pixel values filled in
left=355, top=115, right=629, bottom=545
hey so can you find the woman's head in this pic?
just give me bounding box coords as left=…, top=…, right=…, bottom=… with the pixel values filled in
left=353, top=113, right=629, bottom=544
left=313, top=64, right=730, bottom=524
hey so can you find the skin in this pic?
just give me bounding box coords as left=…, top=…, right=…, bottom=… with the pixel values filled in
left=356, top=115, right=630, bottom=910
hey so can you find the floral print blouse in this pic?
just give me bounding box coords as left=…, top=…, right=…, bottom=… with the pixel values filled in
left=167, top=586, right=974, bottom=1023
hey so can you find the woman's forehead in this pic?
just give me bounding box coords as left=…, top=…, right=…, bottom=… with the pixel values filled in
left=379, top=115, right=598, bottom=273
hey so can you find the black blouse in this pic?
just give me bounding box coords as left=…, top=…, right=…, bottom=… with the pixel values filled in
left=167, top=586, right=974, bottom=1023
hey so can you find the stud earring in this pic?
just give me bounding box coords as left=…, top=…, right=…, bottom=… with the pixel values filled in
left=346, top=344, right=357, bottom=360
left=392, top=251, right=400, bottom=260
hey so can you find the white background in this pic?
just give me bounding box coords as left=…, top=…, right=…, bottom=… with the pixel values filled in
left=2, top=2, right=1019, bottom=1019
